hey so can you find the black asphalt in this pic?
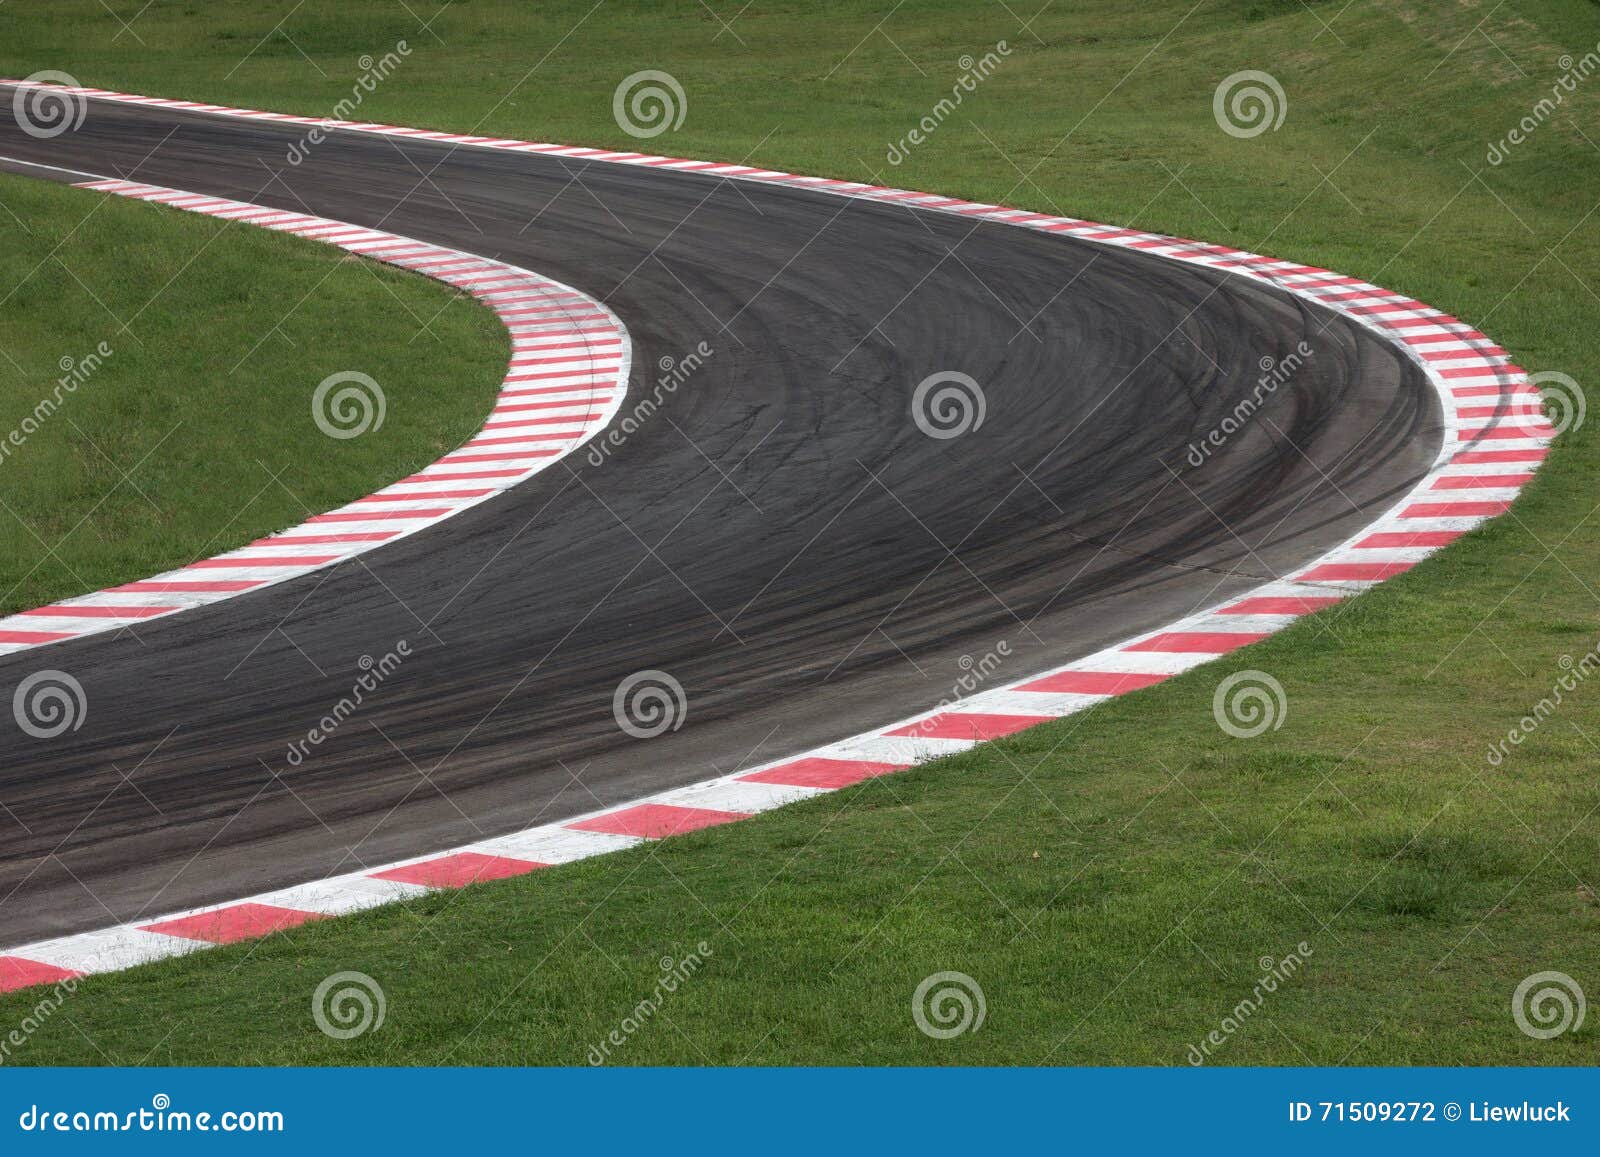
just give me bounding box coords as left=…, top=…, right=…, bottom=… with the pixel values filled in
left=0, top=92, right=1439, bottom=946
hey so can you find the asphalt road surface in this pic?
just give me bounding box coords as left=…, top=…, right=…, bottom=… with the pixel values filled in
left=0, top=90, right=1438, bottom=946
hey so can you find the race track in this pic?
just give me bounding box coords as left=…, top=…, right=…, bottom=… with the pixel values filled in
left=0, top=90, right=1438, bottom=947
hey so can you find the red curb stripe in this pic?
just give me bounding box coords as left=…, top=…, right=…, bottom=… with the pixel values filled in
left=499, top=309, right=608, bottom=324
left=0, top=957, right=81, bottom=993
left=400, top=469, right=524, bottom=483
left=1356, top=531, right=1463, bottom=548
left=109, top=579, right=264, bottom=593
left=140, top=903, right=324, bottom=944
left=370, top=852, right=547, bottom=888
left=567, top=803, right=751, bottom=838
left=439, top=450, right=560, bottom=465
left=1124, top=632, right=1268, bottom=653
left=1217, top=596, right=1344, bottom=615
left=1312, top=288, right=1386, bottom=303
left=308, top=508, right=452, bottom=522
left=1459, top=425, right=1554, bottom=440
left=738, top=757, right=907, bottom=789
left=1431, top=473, right=1534, bottom=489
left=1452, top=448, right=1548, bottom=464
left=464, top=434, right=579, bottom=448
left=1422, top=347, right=1507, bottom=362
left=1403, top=330, right=1487, bottom=345
left=510, top=337, right=623, bottom=355
left=353, top=490, right=493, bottom=503
left=509, top=352, right=623, bottom=368
left=1016, top=670, right=1172, bottom=694
left=1375, top=316, right=1463, bottom=331
left=1345, top=300, right=1428, bottom=316
left=1403, top=501, right=1511, bottom=517
left=886, top=712, right=1051, bottom=740
left=1438, top=365, right=1523, bottom=380
left=482, top=415, right=602, bottom=430
left=0, top=629, right=78, bottom=643
left=492, top=295, right=594, bottom=309
left=187, top=555, right=339, bottom=568
left=18, top=605, right=176, bottom=619
left=489, top=290, right=578, bottom=304
left=249, top=532, right=398, bottom=546
left=1451, top=383, right=1538, bottom=397
left=501, top=383, right=614, bottom=399
left=1298, top=562, right=1414, bottom=581
left=1456, top=405, right=1544, bottom=418
left=493, top=395, right=613, bottom=412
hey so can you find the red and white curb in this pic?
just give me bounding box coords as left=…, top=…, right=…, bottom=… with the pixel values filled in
left=0, top=81, right=1553, bottom=994
left=0, top=175, right=631, bottom=657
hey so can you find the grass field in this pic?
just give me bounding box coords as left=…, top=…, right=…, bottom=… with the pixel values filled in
left=1, top=0, right=1597, bottom=1065
left=0, top=173, right=508, bottom=616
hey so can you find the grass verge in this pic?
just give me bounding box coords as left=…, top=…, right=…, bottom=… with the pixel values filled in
left=0, top=172, right=507, bottom=616
left=0, top=0, right=1597, bottom=1065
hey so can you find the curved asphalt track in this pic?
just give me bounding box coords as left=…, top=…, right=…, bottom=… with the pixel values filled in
left=0, top=92, right=1439, bottom=946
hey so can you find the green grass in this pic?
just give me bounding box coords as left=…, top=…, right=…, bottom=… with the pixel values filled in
left=0, top=173, right=508, bottom=615
left=2, top=0, right=1599, bottom=1065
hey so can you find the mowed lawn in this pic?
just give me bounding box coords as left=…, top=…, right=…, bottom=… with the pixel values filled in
left=0, top=0, right=1596, bottom=1065
left=0, top=173, right=507, bottom=617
